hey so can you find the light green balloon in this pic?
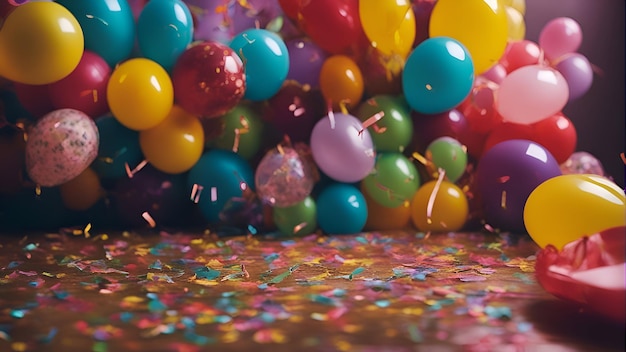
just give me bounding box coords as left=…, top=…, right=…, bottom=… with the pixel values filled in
left=207, top=103, right=263, bottom=159
left=361, top=153, right=420, bottom=208
left=272, top=196, right=317, bottom=237
left=426, top=136, right=468, bottom=183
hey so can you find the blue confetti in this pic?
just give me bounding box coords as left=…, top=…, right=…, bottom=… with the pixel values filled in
left=195, top=267, right=221, bottom=280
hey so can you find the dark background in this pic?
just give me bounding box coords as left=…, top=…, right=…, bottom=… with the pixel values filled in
left=525, top=0, right=625, bottom=187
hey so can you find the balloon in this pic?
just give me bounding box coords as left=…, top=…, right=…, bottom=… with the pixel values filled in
left=272, top=196, right=317, bottom=237
left=502, top=0, right=526, bottom=15
left=539, top=17, right=582, bottom=62
left=535, top=226, right=626, bottom=324
left=107, top=58, right=174, bottom=131
left=185, top=0, right=232, bottom=43
left=187, top=149, right=255, bottom=223
left=0, top=1, right=84, bottom=85
left=59, top=167, right=103, bottom=211
left=208, top=103, right=264, bottom=159
left=310, top=113, right=376, bottom=183
left=14, top=83, right=55, bottom=119
left=429, top=0, right=509, bottom=74
left=500, top=40, right=542, bottom=73
left=91, top=114, right=143, bottom=181
left=480, top=63, right=507, bottom=84
left=25, top=109, right=100, bottom=187
left=362, top=186, right=412, bottom=231
left=316, top=183, right=368, bottom=235
left=482, top=122, right=535, bottom=157
left=354, top=95, right=413, bottom=153
left=554, top=53, right=594, bottom=101
left=319, top=55, right=364, bottom=110
left=496, top=65, right=569, bottom=125
left=229, top=28, right=290, bottom=101
left=357, top=48, right=404, bottom=97
left=476, top=139, right=562, bottom=232
left=359, top=0, right=416, bottom=57
left=55, top=0, right=135, bottom=68
left=411, top=0, right=437, bottom=47
left=410, top=179, right=469, bottom=232
left=458, top=80, right=503, bottom=135
left=0, top=125, right=26, bottom=195
left=425, top=137, right=468, bottom=183
left=255, top=145, right=316, bottom=207
left=361, top=153, right=420, bottom=208
left=402, top=37, right=474, bottom=115
left=171, top=41, right=245, bottom=118
left=48, top=50, right=112, bottom=118
left=560, top=152, right=605, bottom=176
left=228, top=0, right=285, bottom=36
left=285, top=37, right=328, bottom=88
left=505, top=6, right=526, bottom=41
left=139, top=105, right=205, bottom=174
left=137, top=0, right=194, bottom=72
left=532, top=112, right=577, bottom=164
left=524, top=174, right=625, bottom=249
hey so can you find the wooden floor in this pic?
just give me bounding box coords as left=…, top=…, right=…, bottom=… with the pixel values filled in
left=0, top=229, right=624, bottom=352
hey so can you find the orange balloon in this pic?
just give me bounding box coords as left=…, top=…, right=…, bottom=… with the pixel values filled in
left=410, top=180, right=468, bottom=232
left=319, top=55, right=364, bottom=110
left=139, top=105, right=205, bottom=174
left=59, top=167, right=103, bottom=211
left=362, top=184, right=412, bottom=231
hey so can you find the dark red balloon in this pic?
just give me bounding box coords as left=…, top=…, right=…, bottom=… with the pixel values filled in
left=358, top=47, right=404, bottom=97
left=412, top=0, right=437, bottom=48
left=482, top=122, right=535, bottom=156
left=48, top=51, right=111, bottom=118
left=14, top=83, right=55, bottom=119
left=172, top=41, right=245, bottom=118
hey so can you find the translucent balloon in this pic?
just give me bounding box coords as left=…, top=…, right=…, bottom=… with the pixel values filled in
left=139, top=105, right=205, bottom=174
left=425, top=136, right=468, bottom=183
left=316, top=183, right=368, bottom=235
left=272, top=196, right=317, bottom=237
left=524, top=174, right=625, bottom=249
left=310, top=113, right=376, bottom=183
left=560, top=151, right=604, bottom=176
left=539, top=17, right=582, bottom=62
left=410, top=179, right=469, bottom=232
left=59, top=167, right=103, bottom=211
left=107, top=58, right=174, bottom=131
left=26, top=109, right=100, bottom=187
left=496, top=65, right=569, bottom=125
left=0, top=2, right=84, bottom=85
left=402, top=37, right=474, bottom=114
left=429, top=0, right=509, bottom=74
left=319, top=55, right=364, bottom=110
left=361, top=153, right=420, bottom=208
left=359, top=0, right=416, bottom=57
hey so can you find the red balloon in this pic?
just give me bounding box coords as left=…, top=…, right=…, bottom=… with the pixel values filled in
left=357, top=48, right=403, bottom=97
left=532, top=112, right=577, bottom=164
left=14, top=83, right=55, bottom=119
left=171, top=41, right=245, bottom=118
left=278, top=0, right=298, bottom=19
left=482, top=122, right=534, bottom=156
left=500, top=40, right=543, bottom=73
left=458, top=80, right=503, bottom=135
left=48, top=51, right=112, bottom=118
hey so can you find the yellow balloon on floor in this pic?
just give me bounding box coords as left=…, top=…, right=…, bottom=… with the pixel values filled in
left=139, top=105, right=205, bottom=174
left=107, top=58, right=174, bottom=131
left=410, top=180, right=468, bottom=232
left=362, top=185, right=412, bottom=231
left=0, top=2, right=84, bottom=85
left=429, top=0, right=509, bottom=74
left=359, top=0, right=416, bottom=58
left=60, top=168, right=103, bottom=211
left=524, top=174, right=626, bottom=250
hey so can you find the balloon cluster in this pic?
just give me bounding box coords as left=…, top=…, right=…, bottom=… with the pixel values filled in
left=0, top=1, right=624, bottom=251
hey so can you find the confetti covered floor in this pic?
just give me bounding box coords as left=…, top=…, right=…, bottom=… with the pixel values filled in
left=0, top=230, right=624, bottom=352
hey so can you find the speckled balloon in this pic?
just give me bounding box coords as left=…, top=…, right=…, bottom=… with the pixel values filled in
left=26, top=109, right=99, bottom=187
left=255, top=145, right=316, bottom=207
left=560, top=151, right=605, bottom=176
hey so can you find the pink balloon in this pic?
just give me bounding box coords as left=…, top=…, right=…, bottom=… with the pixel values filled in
left=25, top=109, right=99, bottom=187
left=310, top=112, right=376, bottom=183
left=539, top=17, right=583, bottom=62
left=500, top=40, right=542, bottom=73
left=480, top=63, right=507, bottom=84
left=554, top=53, right=594, bottom=101
left=496, top=65, right=569, bottom=125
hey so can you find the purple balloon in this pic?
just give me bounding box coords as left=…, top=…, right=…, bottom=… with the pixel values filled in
left=285, top=37, right=328, bottom=88
left=555, top=53, right=594, bottom=101
left=185, top=0, right=232, bottom=43
left=475, top=139, right=562, bottom=232
left=230, top=0, right=284, bottom=35
left=310, top=113, right=376, bottom=183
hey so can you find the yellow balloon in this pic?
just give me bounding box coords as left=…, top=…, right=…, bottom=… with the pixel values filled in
left=502, top=0, right=526, bottom=15
left=139, top=105, right=205, bottom=174
left=506, top=6, right=526, bottom=41
left=107, top=58, right=174, bottom=131
left=410, top=180, right=468, bottom=232
left=59, top=168, right=103, bottom=211
left=524, top=174, right=626, bottom=250
left=361, top=185, right=412, bottom=231
left=0, top=2, right=84, bottom=85
left=359, top=0, right=416, bottom=58
left=429, top=0, right=509, bottom=74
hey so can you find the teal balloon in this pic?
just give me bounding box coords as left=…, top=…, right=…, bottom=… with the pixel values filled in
left=137, top=0, right=194, bottom=72
left=426, top=136, right=468, bottom=183
left=361, top=153, right=420, bottom=208
left=229, top=28, right=290, bottom=101
left=402, top=36, right=474, bottom=114
left=316, top=183, right=367, bottom=235
left=187, top=149, right=254, bottom=223
left=355, top=95, right=413, bottom=153
left=56, top=0, right=136, bottom=67
left=208, top=103, right=264, bottom=160
left=92, top=114, right=143, bottom=180
left=273, top=196, right=317, bottom=237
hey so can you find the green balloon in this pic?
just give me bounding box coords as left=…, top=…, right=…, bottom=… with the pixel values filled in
left=426, top=136, right=468, bottom=183
left=272, top=196, right=317, bottom=236
left=207, top=103, right=263, bottom=159
left=361, top=153, right=420, bottom=208
left=355, top=95, right=413, bottom=153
